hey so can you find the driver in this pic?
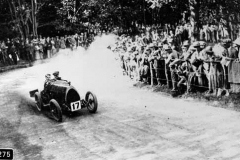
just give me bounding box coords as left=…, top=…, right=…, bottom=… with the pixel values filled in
left=42, top=74, right=52, bottom=98
left=44, top=74, right=52, bottom=88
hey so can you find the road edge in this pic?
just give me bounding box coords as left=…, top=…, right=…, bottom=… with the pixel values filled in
left=0, top=63, right=31, bottom=74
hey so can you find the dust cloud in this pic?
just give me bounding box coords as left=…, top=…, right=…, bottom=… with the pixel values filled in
left=16, top=34, right=131, bottom=101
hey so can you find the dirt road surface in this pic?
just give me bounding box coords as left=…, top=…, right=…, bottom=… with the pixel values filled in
left=1, top=35, right=240, bottom=160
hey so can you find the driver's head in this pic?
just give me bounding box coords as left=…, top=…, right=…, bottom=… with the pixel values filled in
left=53, top=71, right=59, bottom=78
left=45, top=74, right=51, bottom=80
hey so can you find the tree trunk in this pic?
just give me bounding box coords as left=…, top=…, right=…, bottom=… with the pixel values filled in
left=7, top=0, right=24, bottom=39
left=189, top=0, right=200, bottom=40
left=31, top=0, right=36, bottom=37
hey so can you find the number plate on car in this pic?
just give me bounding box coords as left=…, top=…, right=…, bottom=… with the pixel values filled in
left=70, top=101, right=81, bottom=111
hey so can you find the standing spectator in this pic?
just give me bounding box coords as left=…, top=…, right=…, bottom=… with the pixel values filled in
left=19, top=38, right=25, bottom=60
left=188, top=24, right=194, bottom=43
left=213, top=23, right=219, bottom=42
left=46, top=37, right=52, bottom=58
left=39, top=38, right=44, bottom=60
left=218, top=22, right=224, bottom=40
left=205, top=24, right=211, bottom=42
left=25, top=39, right=32, bottom=62
left=34, top=40, right=40, bottom=60
left=190, top=42, right=205, bottom=88
left=199, top=26, right=205, bottom=41
left=60, top=37, right=66, bottom=49
left=9, top=43, right=18, bottom=65
left=149, top=43, right=163, bottom=86
left=182, top=24, right=189, bottom=42
left=210, top=24, right=216, bottom=43
left=50, top=37, right=55, bottom=56
left=6, top=38, right=11, bottom=56
left=79, top=33, right=84, bottom=47
left=164, top=45, right=173, bottom=89
left=220, top=39, right=233, bottom=95
left=202, top=46, right=216, bottom=95
left=74, top=34, right=79, bottom=48
left=1, top=41, right=8, bottom=65
left=0, top=41, right=3, bottom=64
left=55, top=36, right=60, bottom=53
left=29, top=40, right=35, bottom=61
left=14, top=38, right=20, bottom=59
left=175, top=26, right=182, bottom=46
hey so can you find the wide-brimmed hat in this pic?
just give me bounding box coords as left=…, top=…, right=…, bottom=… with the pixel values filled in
left=32, top=39, right=39, bottom=44
left=158, top=42, right=163, bottom=47
left=192, top=42, right=200, bottom=48
left=199, top=41, right=206, bottom=46
left=222, top=38, right=232, bottom=45
left=205, top=46, right=214, bottom=54
left=188, top=45, right=196, bottom=51
left=163, top=45, right=171, bottom=51
left=233, top=38, right=240, bottom=46
left=183, top=40, right=190, bottom=46
left=168, top=38, right=173, bottom=43
left=148, top=43, right=155, bottom=48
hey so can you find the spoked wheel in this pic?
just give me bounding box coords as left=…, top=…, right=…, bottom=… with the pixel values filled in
left=85, top=91, right=98, bottom=113
left=49, top=99, right=62, bottom=122
left=34, top=92, right=43, bottom=111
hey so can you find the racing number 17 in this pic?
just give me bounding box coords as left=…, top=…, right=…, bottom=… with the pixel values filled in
left=71, top=101, right=80, bottom=111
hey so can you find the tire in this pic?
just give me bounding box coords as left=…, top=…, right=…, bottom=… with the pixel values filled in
left=85, top=91, right=98, bottom=113
left=35, top=92, right=42, bottom=111
left=49, top=99, right=62, bottom=122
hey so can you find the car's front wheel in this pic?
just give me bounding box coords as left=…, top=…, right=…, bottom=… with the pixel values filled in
left=85, top=91, right=98, bottom=113
left=50, top=99, right=62, bottom=122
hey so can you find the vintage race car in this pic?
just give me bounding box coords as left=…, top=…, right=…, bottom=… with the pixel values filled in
left=29, top=80, right=98, bottom=122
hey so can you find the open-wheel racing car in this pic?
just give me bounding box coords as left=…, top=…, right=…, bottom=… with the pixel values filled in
left=29, top=79, right=98, bottom=122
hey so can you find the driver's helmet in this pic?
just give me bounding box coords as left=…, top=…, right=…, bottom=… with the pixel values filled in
left=53, top=71, right=59, bottom=77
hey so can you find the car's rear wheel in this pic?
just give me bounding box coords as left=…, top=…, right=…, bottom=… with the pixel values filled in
left=85, top=91, right=98, bottom=113
left=35, top=92, right=42, bottom=111
left=50, top=99, right=62, bottom=122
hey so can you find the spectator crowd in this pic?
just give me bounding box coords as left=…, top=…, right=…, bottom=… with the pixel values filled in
left=112, top=24, right=240, bottom=96
left=0, top=31, right=97, bottom=66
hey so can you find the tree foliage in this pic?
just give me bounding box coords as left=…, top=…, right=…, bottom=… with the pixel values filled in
left=0, top=0, right=240, bottom=40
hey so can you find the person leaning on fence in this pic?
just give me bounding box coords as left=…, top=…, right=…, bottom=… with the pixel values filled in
left=217, top=38, right=239, bottom=96
left=233, top=38, right=240, bottom=60
left=136, top=46, right=144, bottom=80
left=0, top=41, right=8, bottom=65
left=9, top=43, right=18, bottom=65
left=129, top=46, right=138, bottom=80
left=162, top=45, right=171, bottom=88
left=152, top=43, right=165, bottom=86
left=168, top=45, right=181, bottom=92
left=190, top=42, right=205, bottom=90
left=124, top=45, right=132, bottom=77
left=202, top=46, right=218, bottom=95
left=139, top=47, right=150, bottom=83
left=46, top=37, right=52, bottom=58
left=220, top=39, right=232, bottom=94
left=176, top=41, right=191, bottom=94
left=229, top=39, right=239, bottom=59
left=147, top=43, right=158, bottom=85
left=147, top=43, right=156, bottom=86
left=164, top=45, right=176, bottom=89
